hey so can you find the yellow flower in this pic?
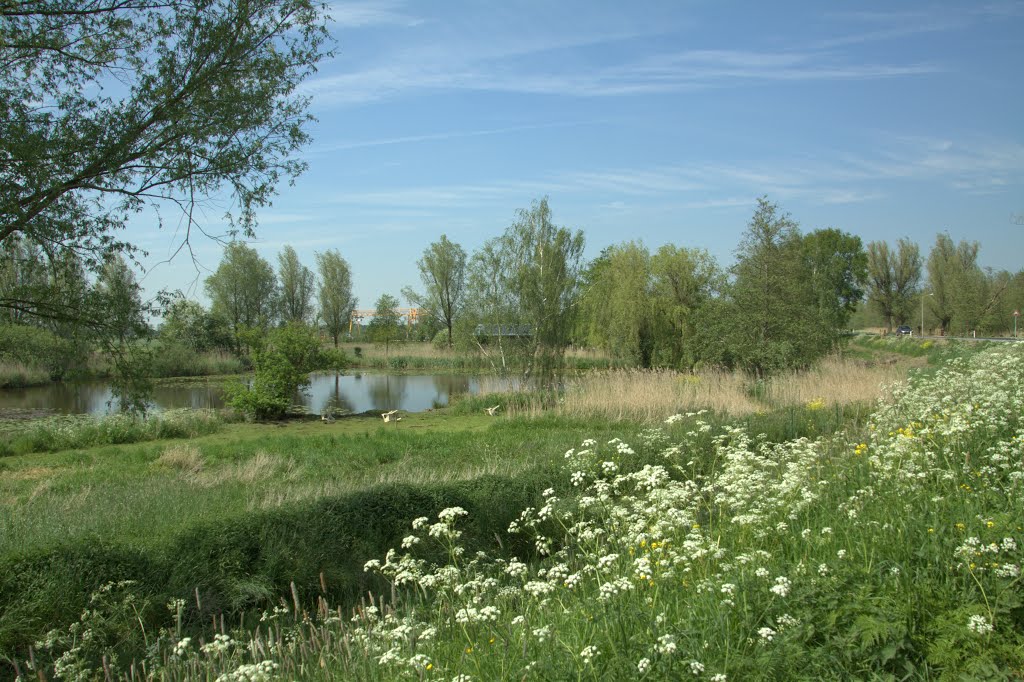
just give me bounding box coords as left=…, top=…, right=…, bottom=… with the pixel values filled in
left=426, top=663, right=433, bottom=671
left=927, top=528, right=934, bottom=533
left=489, top=637, right=495, bottom=644
left=986, top=521, right=995, bottom=528
left=466, top=647, right=473, bottom=654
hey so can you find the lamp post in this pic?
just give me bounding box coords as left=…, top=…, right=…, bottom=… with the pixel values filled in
left=921, top=292, right=932, bottom=337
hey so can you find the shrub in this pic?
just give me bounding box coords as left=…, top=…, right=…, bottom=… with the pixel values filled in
left=225, top=324, right=322, bottom=421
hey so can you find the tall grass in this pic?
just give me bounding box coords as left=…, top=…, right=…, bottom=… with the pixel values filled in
left=0, top=360, right=51, bottom=388
left=754, top=355, right=908, bottom=408
left=455, top=357, right=913, bottom=422
left=149, top=348, right=245, bottom=378
left=0, top=409, right=223, bottom=456
left=341, top=342, right=615, bottom=372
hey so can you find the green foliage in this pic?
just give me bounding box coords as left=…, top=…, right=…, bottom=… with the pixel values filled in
left=94, top=255, right=147, bottom=342
left=403, top=235, right=467, bottom=348
left=0, top=410, right=222, bottom=456
left=466, top=198, right=585, bottom=381
left=0, top=322, right=81, bottom=381
left=224, top=323, right=322, bottom=420
left=801, top=227, right=868, bottom=331
left=718, top=198, right=836, bottom=375
left=159, top=297, right=234, bottom=353
left=205, top=243, right=279, bottom=352
left=579, top=241, right=722, bottom=369
left=0, top=0, right=331, bottom=282
left=315, top=249, right=356, bottom=348
left=368, top=293, right=404, bottom=357
left=277, top=245, right=316, bottom=324
left=316, top=347, right=351, bottom=373
left=866, top=238, right=922, bottom=332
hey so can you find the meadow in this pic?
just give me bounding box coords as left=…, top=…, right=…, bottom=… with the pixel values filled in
left=2, top=339, right=1021, bottom=679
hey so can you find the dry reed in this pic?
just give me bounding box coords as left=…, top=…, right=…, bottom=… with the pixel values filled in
left=500, top=356, right=914, bottom=422
left=759, top=356, right=909, bottom=408
left=547, top=369, right=760, bottom=421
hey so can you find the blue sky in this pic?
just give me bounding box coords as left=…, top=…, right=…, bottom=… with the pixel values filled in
left=131, top=0, right=1024, bottom=311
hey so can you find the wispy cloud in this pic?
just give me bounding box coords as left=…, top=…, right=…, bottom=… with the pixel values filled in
left=304, top=47, right=939, bottom=105
left=327, top=1, right=422, bottom=28
left=312, top=121, right=593, bottom=153
left=317, top=131, right=1023, bottom=218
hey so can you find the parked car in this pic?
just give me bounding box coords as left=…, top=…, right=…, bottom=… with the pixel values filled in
left=895, top=325, right=913, bottom=337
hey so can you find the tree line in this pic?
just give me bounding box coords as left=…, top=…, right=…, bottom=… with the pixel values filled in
left=3, top=196, right=1023, bottom=389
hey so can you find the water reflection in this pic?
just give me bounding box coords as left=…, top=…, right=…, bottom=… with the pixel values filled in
left=0, top=373, right=517, bottom=417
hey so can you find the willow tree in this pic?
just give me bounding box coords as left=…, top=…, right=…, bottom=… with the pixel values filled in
left=0, top=0, right=331, bottom=324
left=866, top=239, right=922, bottom=332
left=467, top=198, right=584, bottom=381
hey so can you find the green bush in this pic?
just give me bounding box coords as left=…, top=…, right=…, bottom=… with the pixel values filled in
left=148, top=341, right=244, bottom=378
left=0, top=323, right=81, bottom=381
left=226, top=324, right=322, bottom=420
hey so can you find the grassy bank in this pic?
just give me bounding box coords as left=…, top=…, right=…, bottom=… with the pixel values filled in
left=46, top=342, right=1019, bottom=681
left=0, top=409, right=224, bottom=456
left=0, top=401, right=863, bottom=672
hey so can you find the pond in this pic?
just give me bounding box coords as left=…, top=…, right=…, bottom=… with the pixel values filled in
left=0, top=372, right=515, bottom=418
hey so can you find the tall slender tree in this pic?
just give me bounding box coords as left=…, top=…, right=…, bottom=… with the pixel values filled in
left=725, top=197, right=825, bottom=375
left=368, top=293, right=403, bottom=358
left=315, top=249, right=355, bottom=348
left=466, top=198, right=584, bottom=380
left=278, top=246, right=316, bottom=325
left=402, top=235, right=467, bottom=348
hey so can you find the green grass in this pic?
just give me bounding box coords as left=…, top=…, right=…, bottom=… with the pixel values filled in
left=0, top=403, right=862, bottom=672
left=0, top=409, right=223, bottom=456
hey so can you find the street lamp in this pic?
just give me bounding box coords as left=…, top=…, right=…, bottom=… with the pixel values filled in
left=921, top=292, right=933, bottom=337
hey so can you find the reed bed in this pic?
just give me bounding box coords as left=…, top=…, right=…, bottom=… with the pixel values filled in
left=482, top=356, right=916, bottom=422
left=0, top=360, right=50, bottom=388
left=757, top=356, right=911, bottom=408
left=550, top=368, right=760, bottom=420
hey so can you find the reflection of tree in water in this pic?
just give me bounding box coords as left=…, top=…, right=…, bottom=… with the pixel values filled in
left=433, top=374, right=470, bottom=406
left=322, top=373, right=356, bottom=416
left=368, top=374, right=408, bottom=411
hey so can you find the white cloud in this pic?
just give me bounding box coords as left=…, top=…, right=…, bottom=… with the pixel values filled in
left=327, top=1, right=422, bottom=28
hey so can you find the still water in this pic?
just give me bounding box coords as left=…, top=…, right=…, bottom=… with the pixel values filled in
left=0, top=373, right=512, bottom=417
